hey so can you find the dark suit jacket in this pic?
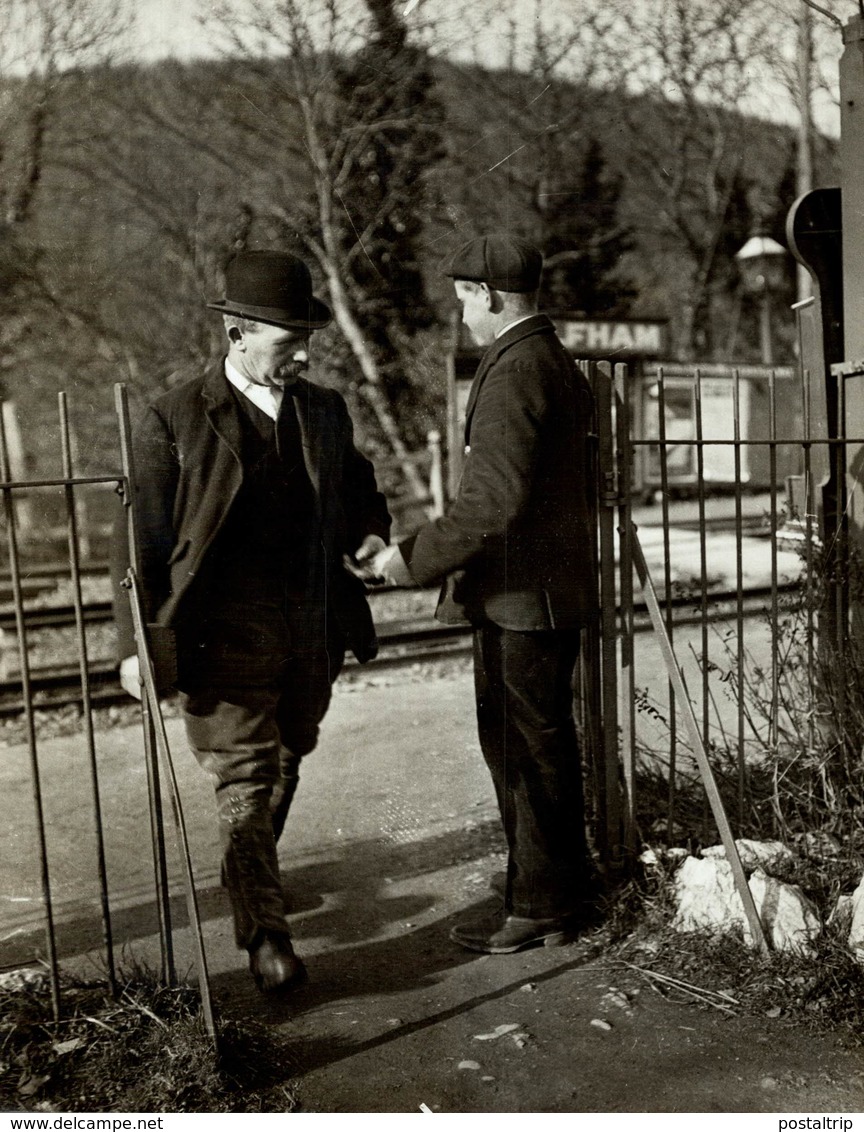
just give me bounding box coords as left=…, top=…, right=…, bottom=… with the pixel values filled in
left=401, top=315, right=597, bottom=630
left=112, top=361, right=391, bottom=669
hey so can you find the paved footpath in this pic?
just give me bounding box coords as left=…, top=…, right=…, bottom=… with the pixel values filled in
left=2, top=668, right=863, bottom=1113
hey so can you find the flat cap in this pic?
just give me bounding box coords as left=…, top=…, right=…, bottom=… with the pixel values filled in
left=446, top=235, right=543, bottom=292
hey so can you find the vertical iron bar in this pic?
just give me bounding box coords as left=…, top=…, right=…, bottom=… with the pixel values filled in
left=768, top=372, right=780, bottom=770
left=126, top=568, right=218, bottom=1048
left=58, top=393, right=116, bottom=994
left=595, top=362, right=623, bottom=872
left=801, top=370, right=815, bottom=762
left=657, top=370, right=678, bottom=842
left=836, top=373, right=848, bottom=753
left=581, top=617, right=603, bottom=866
left=694, top=370, right=711, bottom=842
left=579, top=360, right=603, bottom=873
left=733, top=371, right=745, bottom=832
left=0, top=407, right=61, bottom=1018
left=615, top=363, right=636, bottom=855
left=114, top=384, right=175, bottom=984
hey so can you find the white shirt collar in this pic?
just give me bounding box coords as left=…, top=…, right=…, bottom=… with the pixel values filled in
left=224, top=358, right=283, bottom=420
left=495, top=313, right=537, bottom=339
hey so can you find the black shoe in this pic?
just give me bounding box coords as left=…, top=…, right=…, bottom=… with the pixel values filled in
left=248, top=931, right=307, bottom=994
left=450, top=909, right=573, bottom=954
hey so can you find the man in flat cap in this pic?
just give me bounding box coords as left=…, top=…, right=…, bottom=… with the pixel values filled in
left=371, top=234, right=598, bottom=953
left=113, top=249, right=390, bottom=993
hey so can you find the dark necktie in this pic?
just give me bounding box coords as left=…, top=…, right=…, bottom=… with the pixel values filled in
left=276, top=387, right=303, bottom=473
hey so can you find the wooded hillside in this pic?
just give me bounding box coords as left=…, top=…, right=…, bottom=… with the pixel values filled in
left=0, top=4, right=837, bottom=483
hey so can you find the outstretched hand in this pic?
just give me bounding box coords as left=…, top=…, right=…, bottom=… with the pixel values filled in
left=369, top=543, right=414, bottom=587
left=343, top=534, right=388, bottom=580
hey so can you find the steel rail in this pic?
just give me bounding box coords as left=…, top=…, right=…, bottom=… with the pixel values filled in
left=0, top=590, right=809, bottom=715
left=0, top=571, right=804, bottom=634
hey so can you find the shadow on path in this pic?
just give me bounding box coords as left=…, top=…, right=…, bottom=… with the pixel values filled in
left=0, top=819, right=505, bottom=976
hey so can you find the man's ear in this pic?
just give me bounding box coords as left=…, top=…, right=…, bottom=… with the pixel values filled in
left=227, top=325, right=244, bottom=346
left=482, top=283, right=503, bottom=313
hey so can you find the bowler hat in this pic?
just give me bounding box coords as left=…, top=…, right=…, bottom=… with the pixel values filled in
left=446, top=235, right=543, bottom=293
left=207, top=250, right=332, bottom=329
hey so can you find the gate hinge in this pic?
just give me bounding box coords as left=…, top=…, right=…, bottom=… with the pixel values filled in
left=600, top=470, right=618, bottom=505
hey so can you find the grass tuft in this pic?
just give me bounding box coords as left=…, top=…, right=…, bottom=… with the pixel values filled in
left=0, top=969, right=299, bottom=1113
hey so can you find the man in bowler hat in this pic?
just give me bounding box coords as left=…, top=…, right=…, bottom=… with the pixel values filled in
left=370, top=235, right=598, bottom=953
left=113, top=249, right=391, bottom=993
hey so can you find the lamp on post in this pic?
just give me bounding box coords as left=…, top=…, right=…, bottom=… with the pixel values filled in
left=735, top=233, right=788, bottom=366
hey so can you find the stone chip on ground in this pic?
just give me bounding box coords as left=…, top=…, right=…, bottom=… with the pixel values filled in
left=473, top=1023, right=521, bottom=1041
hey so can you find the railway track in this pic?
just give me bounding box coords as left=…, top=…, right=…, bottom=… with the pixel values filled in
left=0, top=562, right=109, bottom=607
left=0, top=583, right=803, bottom=716
left=0, top=623, right=474, bottom=717
left=0, top=600, right=113, bottom=632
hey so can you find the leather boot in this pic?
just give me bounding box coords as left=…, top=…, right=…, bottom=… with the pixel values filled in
left=248, top=930, right=307, bottom=994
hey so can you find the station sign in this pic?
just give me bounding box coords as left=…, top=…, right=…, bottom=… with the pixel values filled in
left=552, top=318, right=667, bottom=358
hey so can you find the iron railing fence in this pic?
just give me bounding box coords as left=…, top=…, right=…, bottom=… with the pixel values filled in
left=4, top=362, right=857, bottom=1020
left=0, top=386, right=494, bottom=1029
left=586, top=359, right=857, bottom=874
left=0, top=388, right=195, bottom=1024
left=0, top=393, right=122, bottom=1020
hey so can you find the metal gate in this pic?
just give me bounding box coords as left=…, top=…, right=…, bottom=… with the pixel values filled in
left=0, top=388, right=206, bottom=1026
left=586, top=357, right=855, bottom=878
left=0, top=384, right=485, bottom=1029
left=3, top=362, right=856, bottom=1018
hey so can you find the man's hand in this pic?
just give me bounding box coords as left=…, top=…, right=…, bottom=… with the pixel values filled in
left=343, top=534, right=387, bottom=580
left=119, top=655, right=143, bottom=700
left=370, top=543, right=415, bottom=587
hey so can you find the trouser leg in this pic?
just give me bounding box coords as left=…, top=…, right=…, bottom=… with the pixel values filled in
left=473, top=623, right=591, bottom=920
left=271, top=622, right=345, bottom=844
left=270, top=746, right=301, bottom=844
left=182, top=689, right=291, bottom=950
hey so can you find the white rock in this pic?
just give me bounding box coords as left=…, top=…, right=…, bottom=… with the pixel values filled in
left=702, top=839, right=795, bottom=872
left=52, top=1038, right=84, bottom=1056
left=0, top=968, right=47, bottom=992
left=846, top=874, right=864, bottom=959
left=601, top=990, right=633, bottom=1014
left=672, top=856, right=742, bottom=932
left=747, top=869, right=820, bottom=954
left=672, top=857, right=820, bottom=953
left=640, top=846, right=689, bottom=867
left=458, top=1061, right=481, bottom=1071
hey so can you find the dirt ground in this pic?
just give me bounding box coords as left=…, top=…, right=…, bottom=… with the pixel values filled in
left=3, top=667, right=864, bottom=1114
left=213, top=887, right=864, bottom=1114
